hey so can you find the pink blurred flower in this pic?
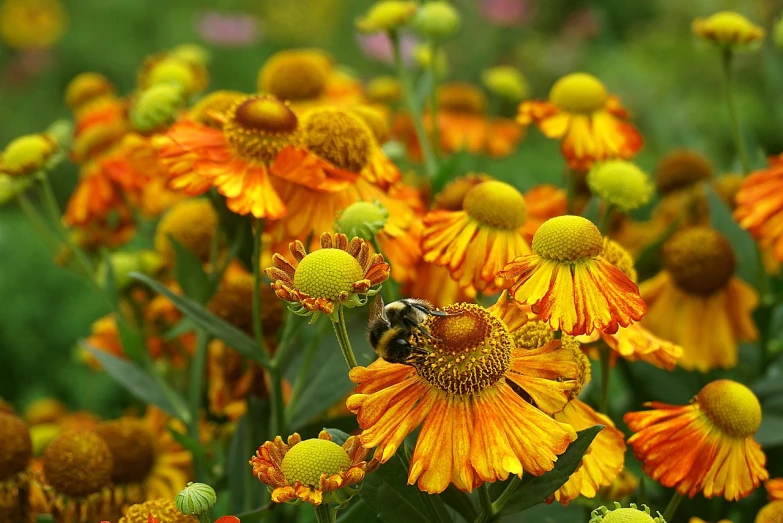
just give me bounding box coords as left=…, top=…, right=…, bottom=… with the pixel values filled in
left=479, top=0, right=531, bottom=27
left=195, top=11, right=260, bottom=47
left=356, top=32, right=417, bottom=65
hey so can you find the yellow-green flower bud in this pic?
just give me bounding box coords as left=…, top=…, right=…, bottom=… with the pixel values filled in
left=0, top=134, right=58, bottom=178
left=336, top=201, right=389, bottom=241
left=481, top=66, right=529, bottom=102
left=590, top=502, right=666, bottom=523
left=356, top=1, right=418, bottom=34
left=130, top=83, right=185, bottom=133
left=413, top=44, right=448, bottom=76
left=96, top=250, right=163, bottom=291
left=176, top=482, right=217, bottom=516
left=170, top=43, right=211, bottom=66
left=413, top=1, right=461, bottom=39
left=0, top=174, right=33, bottom=204
left=587, top=160, right=653, bottom=212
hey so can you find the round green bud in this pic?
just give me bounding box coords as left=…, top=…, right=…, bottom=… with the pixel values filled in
left=131, top=83, right=185, bottom=133
left=356, top=1, right=418, bottom=33
left=413, top=1, right=461, bottom=39
left=336, top=201, right=389, bottom=240
left=176, top=482, right=217, bottom=516
left=482, top=66, right=529, bottom=102
left=587, top=160, right=653, bottom=212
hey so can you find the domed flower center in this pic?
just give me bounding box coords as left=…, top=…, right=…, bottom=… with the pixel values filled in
left=463, top=180, right=527, bottom=229
left=121, top=498, right=196, bottom=523
left=224, top=96, right=301, bottom=164
left=293, top=249, right=365, bottom=300
left=281, top=439, right=352, bottom=487
left=258, top=51, right=330, bottom=102
left=350, top=105, right=391, bottom=144
left=602, top=508, right=657, bottom=522
left=663, top=227, right=735, bottom=295
left=601, top=238, right=637, bottom=282
left=188, top=90, right=245, bottom=128
left=0, top=413, right=31, bottom=481
left=532, top=215, right=603, bottom=261
left=588, top=160, right=653, bottom=212
left=2, top=134, right=56, bottom=176
left=756, top=500, right=783, bottom=523
left=697, top=379, right=761, bottom=438
left=655, top=149, right=713, bottom=194
left=413, top=303, right=513, bottom=396
left=434, top=174, right=490, bottom=211
left=302, top=108, right=373, bottom=172
left=549, top=73, right=608, bottom=113
left=95, top=418, right=156, bottom=484
left=437, top=83, right=487, bottom=113
left=44, top=430, right=113, bottom=497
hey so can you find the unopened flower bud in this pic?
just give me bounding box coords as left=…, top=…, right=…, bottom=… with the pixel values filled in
left=482, top=66, right=529, bottom=102
left=130, top=83, right=185, bottom=133
left=413, top=1, right=461, bottom=39
left=356, top=1, right=418, bottom=34
left=176, top=482, right=217, bottom=517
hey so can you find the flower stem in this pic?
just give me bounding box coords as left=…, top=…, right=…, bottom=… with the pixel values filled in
left=599, top=344, right=612, bottom=414
left=598, top=204, right=614, bottom=236
left=389, top=29, right=438, bottom=178
left=428, top=40, right=440, bottom=160
left=313, top=504, right=335, bottom=523
left=251, top=218, right=267, bottom=356
left=332, top=306, right=359, bottom=369
left=565, top=167, right=577, bottom=215
left=720, top=48, right=751, bottom=174
left=15, top=193, right=61, bottom=254
left=474, top=483, right=495, bottom=523
left=268, top=367, right=286, bottom=438
left=188, top=329, right=210, bottom=480
left=662, top=491, right=684, bottom=522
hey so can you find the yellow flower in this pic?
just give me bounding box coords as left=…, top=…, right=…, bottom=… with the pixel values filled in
left=693, top=11, right=764, bottom=48
left=590, top=503, right=666, bottom=522
left=0, top=0, right=65, bottom=50
left=265, top=232, right=390, bottom=320
left=626, top=379, right=768, bottom=501
left=356, top=0, right=417, bottom=33
left=250, top=430, right=378, bottom=505
left=588, top=160, right=653, bottom=212
left=423, top=180, right=531, bottom=292
left=348, top=301, right=579, bottom=494
left=0, top=133, right=58, bottom=178
left=482, top=66, right=529, bottom=102
left=258, top=49, right=332, bottom=102
left=499, top=216, right=646, bottom=335
left=639, top=227, right=757, bottom=371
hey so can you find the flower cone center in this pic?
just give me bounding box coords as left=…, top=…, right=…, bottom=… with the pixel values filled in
left=281, top=439, right=351, bottom=487
left=303, top=108, right=373, bottom=172
left=259, top=51, right=330, bottom=102
left=697, top=379, right=761, bottom=438
left=120, top=498, right=197, bottom=523
left=413, top=303, right=512, bottom=396
left=756, top=500, right=783, bottom=523
left=95, top=418, right=156, bottom=484
left=43, top=430, right=113, bottom=497
left=655, top=149, right=712, bottom=194
left=549, top=73, right=608, bottom=113
left=601, top=508, right=657, bottom=523
left=0, top=413, right=31, bottom=481
left=532, top=215, right=603, bottom=261
left=293, top=248, right=365, bottom=300
left=663, top=227, right=735, bottom=295
left=224, top=96, right=301, bottom=164
left=463, top=180, right=527, bottom=229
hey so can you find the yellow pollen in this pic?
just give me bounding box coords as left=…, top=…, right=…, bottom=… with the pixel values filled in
left=120, top=499, right=197, bottom=523
left=224, top=96, right=302, bottom=164
left=663, top=227, right=735, bottom=295
left=437, top=82, right=487, bottom=113
left=511, top=321, right=553, bottom=350
left=756, top=500, right=783, bottom=523
left=602, top=508, right=657, bottom=523
left=656, top=149, right=713, bottom=194
left=565, top=336, right=590, bottom=399
left=43, top=430, right=113, bottom=497
left=281, top=439, right=352, bottom=487
left=294, top=249, right=365, bottom=300
left=602, top=238, right=637, bottom=282
left=0, top=413, right=31, bottom=481
left=302, top=108, right=373, bottom=172
left=258, top=50, right=330, bottom=101
left=532, top=215, right=603, bottom=261
left=1, top=134, right=57, bottom=177
left=697, top=379, right=761, bottom=439
left=65, top=72, right=115, bottom=110
left=413, top=303, right=513, bottom=396
left=349, top=105, right=391, bottom=144
left=549, top=73, right=608, bottom=113
left=95, top=418, right=156, bottom=485
left=463, top=180, right=527, bottom=229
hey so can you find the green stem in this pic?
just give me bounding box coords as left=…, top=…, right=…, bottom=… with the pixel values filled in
left=15, top=193, right=61, bottom=254
left=188, top=330, right=210, bottom=480
left=599, top=344, right=611, bottom=414
left=197, top=513, right=210, bottom=523
left=313, top=504, right=335, bottom=523
left=491, top=475, right=520, bottom=516
left=475, top=483, right=494, bottom=523
left=332, top=306, right=359, bottom=369
left=251, top=218, right=266, bottom=355
left=268, top=367, right=286, bottom=438
left=286, top=325, right=322, bottom=414
left=565, top=167, right=577, bottom=215
left=662, top=491, right=684, bottom=522
left=428, top=40, right=440, bottom=160
left=389, top=29, right=438, bottom=178
left=721, top=48, right=751, bottom=174
left=598, top=204, right=614, bottom=236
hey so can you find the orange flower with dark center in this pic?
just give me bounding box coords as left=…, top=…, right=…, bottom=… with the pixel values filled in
left=625, top=379, right=768, bottom=501
left=348, top=301, right=579, bottom=494
left=518, top=73, right=643, bottom=170
left=499, top=216, right=646, bottom=335
left=735, top=154, right=783, bottom=262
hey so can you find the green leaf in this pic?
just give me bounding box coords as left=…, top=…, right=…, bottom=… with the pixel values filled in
left=228, top=397, right=270, bottom=515
left=497, top=425, right=604, bottom=516
left=360, top=452, right=452, bottom=523
left=130, top=272, right=268, bottom=366
left=755, top=414, right=783, bottom=447
left=169, top=235, right=213, bottom=304
left=83, top=343, right=189, bottom=423
left=325, top=428, right=352, bottom=445
left=439, top=485, right=477, bottom=522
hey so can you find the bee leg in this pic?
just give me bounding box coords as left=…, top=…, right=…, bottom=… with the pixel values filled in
left=406, top=346, right=430, bottom=365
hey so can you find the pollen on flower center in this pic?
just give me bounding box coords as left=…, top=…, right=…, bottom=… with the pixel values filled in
left=224, top=95, right=301, bottom=164
left=0, top=413, right=31, bottom=481
left=462, top=180, right=527, bottom=230
left=697, top=379, right=761, bottom=439
left=43, top=430, right=113, bottom=497
left=549, top=73, right=608, bottom=113
left=302, top=108, right=373, bottom=172
left=663, top=227, right=735, bottom=295
left=532, top=215, right=603, bottom=261
left=293, top=248, right=365, bottom=300
left=280, top=439, right=352, bottom=487
left=602, top=508, right=657, bottom=522
left=413, top=303, right=513, bottom=396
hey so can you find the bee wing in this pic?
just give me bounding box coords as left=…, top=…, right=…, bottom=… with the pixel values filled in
left=407, top=298, right=448, bottom=316
left=369, top=294, right=388, bottom=323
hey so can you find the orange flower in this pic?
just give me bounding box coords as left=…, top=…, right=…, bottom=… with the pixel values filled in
left=522, top=184, right=567, bottom=243
left=347, top=302, right=579, bottom=494
left=639, top=227, right=757, bottom=371
left=423, top=180, right=530, bottom=292
left=499, top=216, right=646, bottom=335
left=768, top=478, right=783, bottom=500
left=250, top=430, right=378, bottom=505
left=518, top=73, right=642, bottom=170
left=402, top=260, right=476, bottom=308
left=735, top=154, right=783, bottom=262
left=265, top=232, right=389, bottom=320
left=625, top=379, right=768, bottom=501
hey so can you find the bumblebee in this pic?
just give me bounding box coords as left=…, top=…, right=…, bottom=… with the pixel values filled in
left=367, top=296, right=447, bottom=365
